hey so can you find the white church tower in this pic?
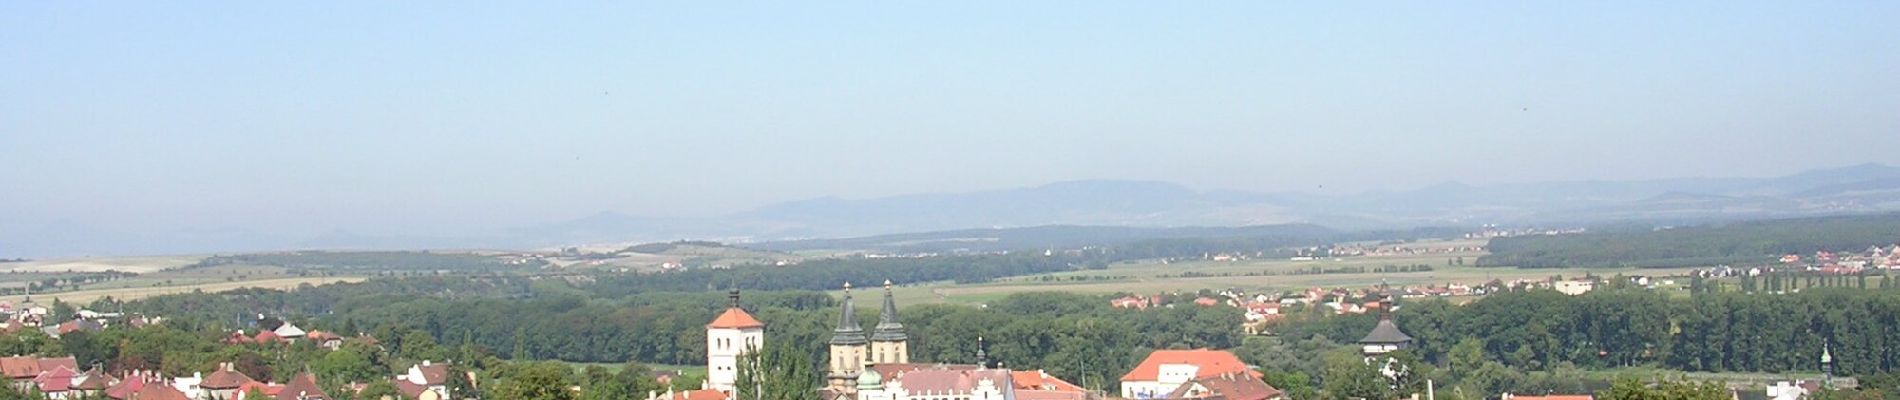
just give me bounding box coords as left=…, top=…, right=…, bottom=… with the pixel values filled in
left=706, top=289, right=765, bottom=392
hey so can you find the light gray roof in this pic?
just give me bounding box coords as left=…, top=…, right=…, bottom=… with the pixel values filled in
left=1358, top=318, right=1413, bottom=344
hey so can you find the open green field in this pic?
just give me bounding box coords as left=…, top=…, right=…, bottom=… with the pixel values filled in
left=833, top=239, right=1705, bottom=309
left=0, top=276, right=367, bottom=305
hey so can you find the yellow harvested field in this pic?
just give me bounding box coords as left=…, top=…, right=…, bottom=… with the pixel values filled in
left=2, top=255, right=205, bottom=274
left=0, top=277, right=364, bottom=305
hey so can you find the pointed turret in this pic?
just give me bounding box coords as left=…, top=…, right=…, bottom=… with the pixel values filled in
left=830, top=283, right=867, bottom=346
left=872, top=280, right=907, bottom=342
left=868, top=280, right=910, bottom=364
left=975, top=336, right=990, bottom=369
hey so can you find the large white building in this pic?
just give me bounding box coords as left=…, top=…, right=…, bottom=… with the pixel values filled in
left=706, top=290, right=765, bottom=393
left=1118, top=349, right=1260, bottom=399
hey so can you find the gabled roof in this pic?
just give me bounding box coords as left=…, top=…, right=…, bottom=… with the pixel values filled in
left=1167, top=373, right=1283, bottom=400
left=893, top=369, right=1013, bottom=393
left=410, top=362, right=450, bottom=385
left=666, top=388, right=731, bottom=400
left=236, top=382, right=285, bottom=397
left=706, top=308, right=764, bottom=329
left=73, top=368, right=115, bottom=391
left=203, top=366, right=256, bottom=389
left=131, top=383, right=192, bottom=400
left=277, top=373, right=330, bottom=400
left=34, top=365, right=76, bottom=393
left=105, top=372, right=152, bottom=399
left=273, top=323, right=306, bottom=338
left=1120, top=349, right=1259, bottom=382
left=1358, top=318, right=1414, bottom=344
left=1010, top=370, right=1087, bottom=393
left=1, top=356, right=43, bottom=378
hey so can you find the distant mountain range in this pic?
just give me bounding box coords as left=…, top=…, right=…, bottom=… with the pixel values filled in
left=11, top=163, right=1900, bottom=257
left=508, top=163, right=1900, bottom=247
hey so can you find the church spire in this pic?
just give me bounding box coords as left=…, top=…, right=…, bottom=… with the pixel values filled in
left=872, top=280, right=907, bottom=342
left=830, top=282, right=867, bottom=345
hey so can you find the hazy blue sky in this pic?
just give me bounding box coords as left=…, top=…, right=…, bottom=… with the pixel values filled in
left=4, top=2, right=1898, bottom=240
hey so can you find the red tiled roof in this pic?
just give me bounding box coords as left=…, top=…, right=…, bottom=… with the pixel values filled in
left=277, top=373, right=330, bottom=400
left=413, top=363, right=451, bottom=385
left=1120, top=349, right=1259, bottom=382
left=893, top=369, right=1013, bottom=393
left=73, top=369, right=114, bottom=390
left=34, top=366, right=76, bottom=393
left=1, top=356, right=41, bottom=378
left=706, top=308, right=764, bottom=329
left=203, top=366, right=256, bottom=389
left=667, top=389, right=730, bottom=400
left=132, top=383, right=192, bottom=400
left=1168, top=373, right=1282, bottom=400
left=236, top=382, right=285, bottom=397
left=37, top=357, right=77, bottom=374
left=105, top=373, right=152, bottom=399
left=1010, top=370, right=1087, bottom=393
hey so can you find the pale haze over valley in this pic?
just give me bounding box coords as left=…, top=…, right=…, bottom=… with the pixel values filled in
left=4, top=2, right=1899, bottom=257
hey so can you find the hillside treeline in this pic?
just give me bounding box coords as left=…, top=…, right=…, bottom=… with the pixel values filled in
left=1280, top=288, right=1900, bottom=377
left=111, top=283, right=1240, bottom=392
left=1477, top=213, right=1900, bottom=268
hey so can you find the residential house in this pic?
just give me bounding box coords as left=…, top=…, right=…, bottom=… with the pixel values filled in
left=1767, top=381, right=1818, bottom=400
left=1165, top=372, right=1283, bottom=400
left=277, top=373, right=330, bottom=400
left=273, top=323, right=307, bottom=343
left=1111, top=296, right=1150, bottom=310
left=203, top=362, right=256, bottom=400
left=1554, top=280, right=1594, bottom=296
left=3, top=356, right=78, bottom=393
left=393, top=360, right=452, bottom=400
left=32, top=365, right=76, bottom=400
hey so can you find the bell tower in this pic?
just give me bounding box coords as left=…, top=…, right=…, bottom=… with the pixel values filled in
left=870, top=280, right=909, bottom=365
left=706, top=290, right=765, bottom=392
left=827, top=282, right=869, bottom=391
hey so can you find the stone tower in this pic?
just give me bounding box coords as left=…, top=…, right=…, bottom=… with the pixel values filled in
left=870, top=280, right=909, bottom=365
left=705, top=289, right=765, bottom=392
left=827, top=282, right=869, bottom=391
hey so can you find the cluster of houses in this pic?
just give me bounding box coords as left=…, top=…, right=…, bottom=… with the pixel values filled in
left=1462, top=225, right=1587, bottom=239
left=0, top=299, right=159, bottom=339
left=219, top=321, right=373, bottom=350
left=0, top=355, right=460, bottom=400
left=1780, top=245, right=1900, bottom=274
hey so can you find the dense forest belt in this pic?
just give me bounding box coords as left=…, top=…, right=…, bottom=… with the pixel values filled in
left=1278, top=288, right=1900, bottom=377
left=1477, top=213, right=1900, bottom=268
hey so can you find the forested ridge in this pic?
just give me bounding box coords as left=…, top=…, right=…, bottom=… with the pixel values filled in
left=1478, top=213, right=1900, bottom=268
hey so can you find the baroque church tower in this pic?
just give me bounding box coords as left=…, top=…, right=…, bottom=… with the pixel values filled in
left=706, top=290, right=765, bottom=392
left=827, top=282, right=870, bottom=390
left=870, top=280, right=909, bottom=365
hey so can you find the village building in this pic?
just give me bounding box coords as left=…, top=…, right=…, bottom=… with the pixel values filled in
left=1165, top=372, right=1284, bottom=400
left=392, top=360, right=453, bottom=400
left=1117, top=349, right=1261, bottom=399
left=1358, top=313, right=1414, bottom=356
left=202, top=362, right=256, bottom=400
